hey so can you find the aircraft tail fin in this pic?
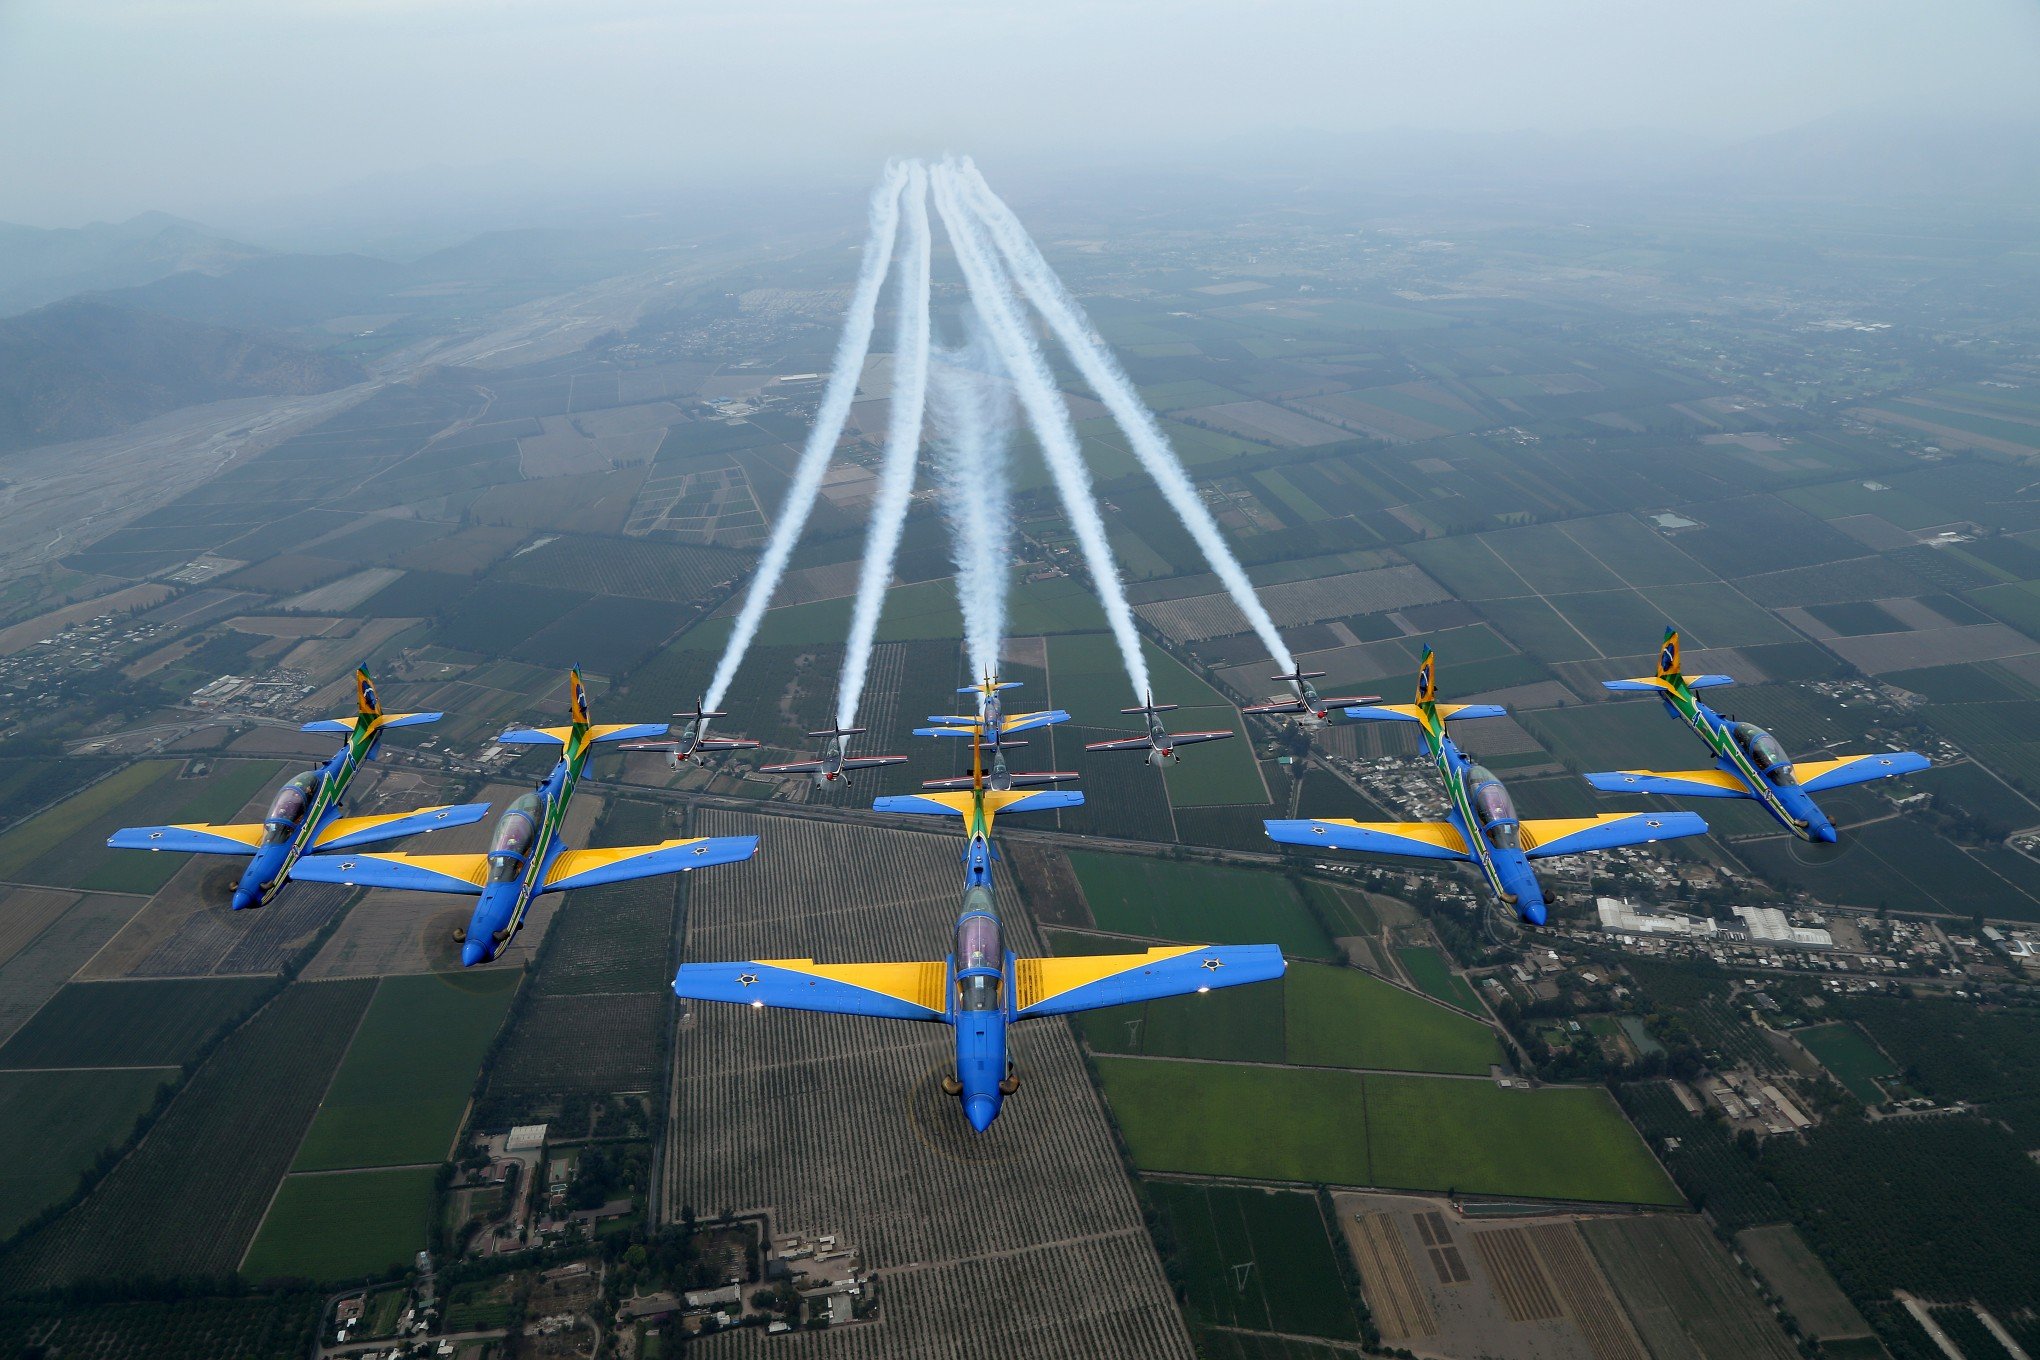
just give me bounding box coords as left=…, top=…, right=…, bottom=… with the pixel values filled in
left=1602, top=629, right=1734, bottom=693
left=356, top=667, right=382, bottom=720
left=1657, top=628, right=1682, bottom=682
left=568, top=667, right=592, bottom=728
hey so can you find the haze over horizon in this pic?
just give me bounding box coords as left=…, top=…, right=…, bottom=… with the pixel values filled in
left=3, top=0, right=2038, bottom=233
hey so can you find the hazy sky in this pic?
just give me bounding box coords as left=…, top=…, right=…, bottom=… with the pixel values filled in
left=3, top=0, right=2037, bottom=227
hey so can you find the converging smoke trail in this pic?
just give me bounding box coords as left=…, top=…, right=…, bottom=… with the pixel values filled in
left=958, top=160, right=1299, bottom=676
left=928, top=329, right=1016, bottom=685
left=702, top=162, right=909, bottom=713
left=837, top=163, right=933, bottom=730
left=933, top=162, right=1151, bottom=702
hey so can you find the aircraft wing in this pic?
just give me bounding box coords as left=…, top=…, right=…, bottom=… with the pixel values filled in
left=674, top=958, right=948, bottom=1021
left=107, top=822, right=267, bottom=856
left=758, top=757, right=825, bottom=774
left=1584, top=767, right=1753, bottom=799
left=1264, top=818, right=1473, bottom=861
left=999, top=709, right=1069, bottom=734
left=497, top=722, right=669, bottom=745
left=839, top=755, right=910, bottom=771
left=1342, top=703, right=1508, bottom=723
left=1167, top=731, right=1235, bottom=745
left=873, top=790, right=1085, bottom=818
left=290, top=851, right=489, bottom=894
left=1240, top=698, right=1304, bottom=715
left=1519, top=811, right=1709, bottom=859
left=618, top=737, right=760, bottom=752
left=311, top=802, right=492, bottom=852
left=542, top=836, right=759, bottom=893
left=1084, top=735, right=1155, bottom=752
left=1794, top=751, right=1931, bottom=793
left=1013, top=944, right=1286, bottom=1019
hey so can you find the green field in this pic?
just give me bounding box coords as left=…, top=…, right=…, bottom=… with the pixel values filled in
left=1795, top=1022, right=1893, bottom=1104
left=1073, top=960, right=1500, bottom=1075
left=1144, top=1182, right=1359, bottom=1339
left=292, top=970, right=519, bottom=1171
left=241, top=1167, right=439, bottom=1282
left=1069, top=851, right=1338, bottom=958
left=0, top=977, right=273, bottom=1069
left=0, top=1067, right=172, bottom=1236
left=1285, top=964, right=1500, bottom=1073
left=1095, top=1058, right=1680, bottom=1204
left=0, top=759, right=283, bottom=894
left=1395, top=946, right=1482, bottom=1012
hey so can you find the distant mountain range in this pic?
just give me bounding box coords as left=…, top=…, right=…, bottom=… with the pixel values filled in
left=0, top=212, right=266, bottom=317
left=0, top=298, right=363, bottom=454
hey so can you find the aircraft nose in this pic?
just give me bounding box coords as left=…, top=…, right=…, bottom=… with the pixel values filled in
left=1519, top=898, right=1548, bottom=927
left=964, top=1095, right=999, bottom=1132
left=461, top=940, right=492, bottom=968
left=1809, top=820, right=1838, bottom=844
left=231, top=886, right=260, bottom=912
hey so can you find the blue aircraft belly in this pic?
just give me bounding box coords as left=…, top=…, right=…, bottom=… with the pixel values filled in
left=954, top=1006, right=1008, bottom=1132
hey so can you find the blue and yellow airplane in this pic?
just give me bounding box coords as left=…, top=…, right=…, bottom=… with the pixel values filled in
left=1266, top=650, right=1708, bottom=924
left=675, top=737, right=1283, bottom=1131
left=1584, top=629, right=1930, bottom=842
left=109, top=668, right=488, bottom=911
left=294, top=670, right=758, bottom=966
left=914, top=673, right=1068, bottom=751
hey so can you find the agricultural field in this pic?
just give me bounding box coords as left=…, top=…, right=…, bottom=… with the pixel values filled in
left=0, top=758, right=282, bottom=895
left=291, top=970, right=519, bottom=1172
left=0, top=976, right=273, bottom=1069
left=1067, top=851, right=1338, bottom=959
left=1618, top=1082, right=1788, bottom=1233
left=1395, top=945, right=1482, bottom=1012
left=0, top=893, right=144, bottom=1047
left=1143, top=1182, right=1359, bottom=1339
left=1581, top=1216, right=1798, bottom=1360
left=1044, top=633, right=1260, bottom=807
left=1095, top=1057, right=1679, bottom=1204
left=0, top=1067, right=172, bottom=1237
left=1735, top=1224, right=1873, bottom=1343
left=0, top=1293, right=325, bottom=1360
left=2, top=978, right=374, bottom=1289
left=1071, top=959, right=1500, bottom=1075
left=241, top=1166, right=440, bottom=1283
left=1794, top=1022, right=1893, bottom=1105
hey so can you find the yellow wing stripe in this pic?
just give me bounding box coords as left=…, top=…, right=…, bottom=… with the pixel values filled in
left=355, top=852, right=492, bottom=886
left=1314, top=819, right=1473, bottom=856
left=752, top=959, right=948, bottom=1013
left=1611, top=767, right=1746, bottom=793
left=164, top=821, right=268, bottom=849
left=1790, top=756, right=1876, bottom=785
left=1516, top=814, right=1647, bottom=851
left=1014, top=945, right=1205, bottom=1012
left=311, top=805, right=467, bottom=849
left=542, top=838, right=703, bottom=886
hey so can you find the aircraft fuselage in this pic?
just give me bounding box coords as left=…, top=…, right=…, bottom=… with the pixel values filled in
left=233, top=725, right=380, bottom=911
left=1661, top=691, right=1835, bottom=842
left=461, top=744, right=581, bottom=966
left=1424, top=726, right=1548, bottom=925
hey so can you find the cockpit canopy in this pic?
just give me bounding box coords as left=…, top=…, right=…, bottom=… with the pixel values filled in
left=261, top=771, right=321, bottom=845
left=1732, top=723, right=1795, bottom=784
left=1465, top=764, right=1522, bottom=850
left=486, top=792, right=544, bottom=884
left=955, top=913, right=1003, bottom=1012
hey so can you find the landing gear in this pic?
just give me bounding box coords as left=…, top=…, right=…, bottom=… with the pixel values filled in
left=940, top=1076, right=963, bottom=1096
left=452, top=927, right=467, bottom=942
left=998, top=1062, right=1020, bottom=1096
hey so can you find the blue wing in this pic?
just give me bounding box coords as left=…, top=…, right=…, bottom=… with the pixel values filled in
left=541, top=836, right=759, bottom=893
left=1001, top=709, right=1070, bottom=734
left=674, top=959, right=948, bottom=1021
left=1264, top=818, right=1474, bottom=861
left=375, top=711, right=444, bottom=730
left=107, top=823, right=266, bottom=856
left=289, top=851, right=488, bottom=894
left=311, top=802, right=492, bottom=852
left=1014, top=945, right=1287, bottom=1018
left=872, top=790, right=1086, bottom=818
left=1795, top=751, right=1931, bottom=793
left=1584, top=768, right=1754, bottom=799
left=1519, top=811, right=1709, bottom=859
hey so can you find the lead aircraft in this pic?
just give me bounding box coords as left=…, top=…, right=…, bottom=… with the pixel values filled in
left=675, top=734, right=1284, bottom=1131
left=760, top=727, right=908, bottom=785
left=915, top=674, right=1069, bottom=750
left=1584, top=629, right=1930, bottom=842
left=1265, top=650, right=1708, bottom=924
left=294, top=670, right=758, bottom=966
left=109, top=668, right=488, bottom=911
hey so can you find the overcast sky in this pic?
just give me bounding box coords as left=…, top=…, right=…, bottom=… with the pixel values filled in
left=3, top=0, right=2037, bottom=228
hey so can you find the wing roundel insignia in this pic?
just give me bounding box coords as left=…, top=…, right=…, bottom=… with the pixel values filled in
left=691, top=844, right=709, bottom=855
left=338, top=861, right=356, bottom=871
left=1646, top=819, right=1661, bottom=828
left=737, top=972, right=759, bottom=987
left=1311, top=825, right=1326, bottom=835
left=1201, top=957, right=1224, bottom=971
left=149, top=831, right=163, bottom=840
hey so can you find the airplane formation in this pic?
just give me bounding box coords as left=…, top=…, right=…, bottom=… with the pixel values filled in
left=104, top=151, right=1937, bottom=1134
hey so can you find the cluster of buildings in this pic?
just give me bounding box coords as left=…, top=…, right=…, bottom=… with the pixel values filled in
left=1592, top=898, right=1834, bottom=950
left=188, top=668, right=316, bottom=712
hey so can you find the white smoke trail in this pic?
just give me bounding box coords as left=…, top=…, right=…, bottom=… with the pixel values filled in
left=958, top=160, right=1299, bottom=676
left=703, top=162, right=908, bottom=713
left=933, top=162, right=1150, bottom=701
left=928, top=329, right=1015, bottom=685
left=837, top=164, right=933, bottom=729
